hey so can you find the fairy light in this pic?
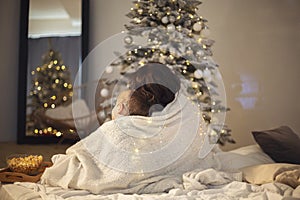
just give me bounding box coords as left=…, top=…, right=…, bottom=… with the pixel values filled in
left=55, top=79, right=59, bottom=84
left=37, top=86, right=41, bottom=91
left=36, top=67, right=41, bottom=72
left=53, top=60, right=58, bottom=64
left=56, top=66, right=60, bottom=70
left=56, top=132, right=62, bottom=137
left=61, top=65, right=66, bottom=70
left=63, top=83, right=68, bottom=87
left=63, top=96, right=67, bottom=101
left=31, top=71, right=35, bottom=75
left=43, top=103, right=48, bottom=108
left=34, top=129, right=38, bottom=134
left=51, top=95, right=56, bottom=100
left=34, top=81, right=39, bottom=86
left=51, top=104, right=55, bottom=109
left=68, top=84, right=72, bottom=89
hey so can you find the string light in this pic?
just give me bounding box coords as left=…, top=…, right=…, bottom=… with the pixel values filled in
left=56, top=132, right=62, bottom=137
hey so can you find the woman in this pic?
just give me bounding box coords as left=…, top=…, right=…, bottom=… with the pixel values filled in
left=41, top=63, right=214, bottom=194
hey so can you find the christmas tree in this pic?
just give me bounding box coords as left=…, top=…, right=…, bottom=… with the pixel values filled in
left=100, top=0, right=235, bottom=145
left=27, top=48, right=73, bottom=136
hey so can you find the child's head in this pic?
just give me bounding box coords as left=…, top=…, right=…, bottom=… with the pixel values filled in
left=112, top=63, right=181, bottom=119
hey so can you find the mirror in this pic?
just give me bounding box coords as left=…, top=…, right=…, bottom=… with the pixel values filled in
left=17, top=0, right=89, bottom=144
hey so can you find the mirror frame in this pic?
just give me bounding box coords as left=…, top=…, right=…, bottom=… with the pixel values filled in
left=17, top=0, right=89, bottom=144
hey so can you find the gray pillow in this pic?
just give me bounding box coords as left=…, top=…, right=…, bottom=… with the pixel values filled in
left=252, top=126, right=300, bottom=164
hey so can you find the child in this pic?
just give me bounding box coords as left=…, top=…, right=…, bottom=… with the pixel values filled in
left=41, top=63, right=212, bottom=194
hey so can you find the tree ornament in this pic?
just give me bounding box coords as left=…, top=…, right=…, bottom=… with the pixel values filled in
left=161, top=16, right=169, bottom=24
left=201, top=28, right=210, bottom=37
left=137, top=9, right=143, bottom=15
left=124, top=36, right=133, bottom=45
left=169, top=16, right=176, bottom=23
left=100, top=88, right=109, bottom=97
left=176, top=25, right=182, bottom=32
left=194, top=69, right=203, bottom=79
left=193, top=22, right=202, bottom=32
left=148, top=3, right=157, bottom=14
left=157, top=0, right=167, bottom=7
left=105, top=66, right=113, bottom=74
left=184, top=20, right=192, bottom=27
left=150, top=21, right=157, bottom=27
left=167, top=24, right=175, bottom=32
left=196, top=50, right=205, bottom=57
left=157, top=12, right=164, bottom=18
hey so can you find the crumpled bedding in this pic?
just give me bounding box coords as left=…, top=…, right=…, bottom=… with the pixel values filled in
left=2, top=169, right=300, bottom=200
left=241, top=163, right=300, bottom=189
left=275, top=166, right=300, bottom=188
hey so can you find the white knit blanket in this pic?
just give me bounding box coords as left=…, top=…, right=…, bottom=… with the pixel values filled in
left=13, top=169, right=244, bottom=200
left=41, top=90, right=218, bottom=194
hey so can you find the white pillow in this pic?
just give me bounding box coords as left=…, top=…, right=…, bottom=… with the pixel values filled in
left=215, top=145, right=274, bottom=171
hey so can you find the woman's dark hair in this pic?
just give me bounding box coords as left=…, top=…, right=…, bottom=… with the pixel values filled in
left=127, top=63, right=181, bottom=116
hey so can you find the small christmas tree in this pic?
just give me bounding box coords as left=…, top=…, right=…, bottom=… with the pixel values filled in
left=100, top=0, right=235, bottom=145
left=27, top=48, right=73, bottom=136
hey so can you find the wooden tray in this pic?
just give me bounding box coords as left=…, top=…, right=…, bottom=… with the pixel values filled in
left=0, top=161, right=52, bottom=183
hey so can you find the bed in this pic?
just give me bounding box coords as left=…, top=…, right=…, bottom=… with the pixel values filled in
left=1, top=126, right=300, bottom=200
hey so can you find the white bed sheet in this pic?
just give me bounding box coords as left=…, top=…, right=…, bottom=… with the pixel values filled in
left=1, top=181, right=300, bottom=200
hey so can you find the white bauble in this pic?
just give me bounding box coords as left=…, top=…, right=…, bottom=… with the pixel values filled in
left=100, top=88, right=109, bottom=97
left=176, top=25, right=182, bottom=32
left=169, top=16, right=176, bottom=23
left=196, top=50, right=205, bottom=57
left=161, top=16, right=169, bottom=24
left=105, top=66, right=113, bottom=74
left=167, top=24, right=175, bottom=32
left=193, top=22, right=202, bottom=32
left=194, top=69, right=203, bottom=79
left=201, top=28, right=210, bottom=37
left=124, top=36, right=133, bottom=45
